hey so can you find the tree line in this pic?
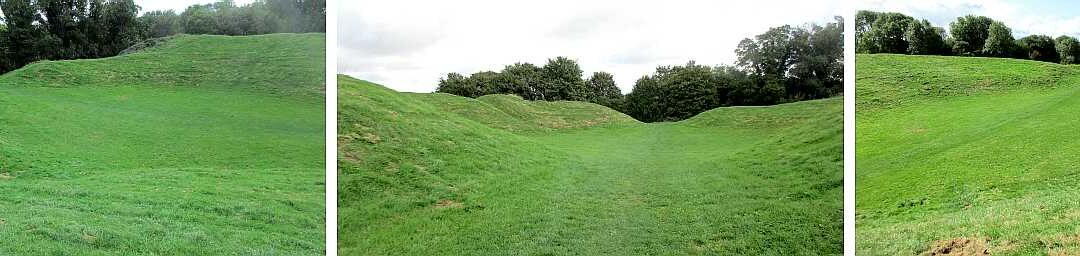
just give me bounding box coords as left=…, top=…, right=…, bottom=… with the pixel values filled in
left=436, top=17, right=844, bottom=122
left=857, top=10, right=1080, bottom=64
left=0, top=0, right=325, bottom=74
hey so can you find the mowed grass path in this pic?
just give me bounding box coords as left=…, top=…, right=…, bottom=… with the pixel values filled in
left=0, top=34, right=325, bottom=255
left=856, top=54, right=1080, bottom=255
left=339, top=76, right=842, bottom=255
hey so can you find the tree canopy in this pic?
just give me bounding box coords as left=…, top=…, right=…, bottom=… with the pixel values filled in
left=436, top=17, right=844, bottom=123
left=857, top=10, right=1080, bottom=65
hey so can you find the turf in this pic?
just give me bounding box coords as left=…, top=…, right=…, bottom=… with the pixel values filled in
left=856, top=54, right=1080, bottom=255
left=0, top=33, right=326, bottom=255
left=338, top=75, right=843, bottom=255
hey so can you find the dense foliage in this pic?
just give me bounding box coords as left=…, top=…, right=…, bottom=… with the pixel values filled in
left=438, top=17, right=844, bottom=122
left=436, top=57, right=623, bottom=109
left=0, top=0, right=325, bottom=74
left=857, top=10, right=1080, bottom=64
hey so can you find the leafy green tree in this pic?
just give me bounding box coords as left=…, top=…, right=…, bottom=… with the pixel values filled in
left=905, top=19, right=946, bottom=55
left=0, top=0, right=43, bottom=71
left=585, top=71, right=622, bottom=108
left=496, top=63, right=543, bottom=100
left=950, top=15, right=993, bottom=55
left=181, top=4, right=217, bottom=34
left=864, top=12, right=914, bottom=53
left=1056, top=35, right=1080, bottom=64
left=982, top=21, right=1014, bottom=57
left=99, top=0, right=139, bottom=55
left=36, top=0, right=90, bottom=59
left=467, top=71, right=500, bottom=95
left=436, top=72, right=476, bottom=97
left=623, top=61, right=721, bottom=122
left=1017, top=35, right=1059, bottom=63
left=541, top=56, right=587, bottom=101
left=793, top=16, right=844, bottom=99
left=736, top=25, right=798, bottom=80
left=139, top=10, right=180, bottom=38
left=855, top=10, right=879, bottom=53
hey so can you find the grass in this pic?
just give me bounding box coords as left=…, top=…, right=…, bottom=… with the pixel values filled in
left=338, top=75, right=842, bottom=255
left=0, top=33, right=326, bottom=255
left=856, top=54, right=1080, bottom=255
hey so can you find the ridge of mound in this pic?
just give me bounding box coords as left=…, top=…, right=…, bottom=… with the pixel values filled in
left=856, top=54, right=1077, bottom=112
left=411, top=92, right=638, bottom=132
left=0, top=33, right=326, bottom=96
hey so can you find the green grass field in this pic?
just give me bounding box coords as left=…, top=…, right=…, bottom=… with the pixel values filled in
left=856, top=54, right=1080, bottom=255
left=0, top=34, right=326, bottom=255
left=338, top=75, right=842, bottom=255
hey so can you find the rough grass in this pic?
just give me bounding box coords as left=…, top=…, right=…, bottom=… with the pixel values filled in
left=0, top=33, right=326, bottom=255
left=856, top=54, right=1080, bottom=255
left=338, top=76, right=842, bottom=255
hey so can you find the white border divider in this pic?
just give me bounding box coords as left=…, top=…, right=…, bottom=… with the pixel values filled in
left=843, top=7, right=856, bottom=256
left=325, top=0, right=339, bottom=254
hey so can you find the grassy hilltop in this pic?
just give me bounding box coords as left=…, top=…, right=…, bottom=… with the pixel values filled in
left=856, top=54, right=1080, bottom=255
left=0, top=33, right=326, bottom=255
left=338, top=76, right=843, bottom=255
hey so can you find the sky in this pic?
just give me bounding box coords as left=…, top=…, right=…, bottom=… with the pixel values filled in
left=339, top=0, right=845, bottom=93
left=857, top=0, right=1080, bottom=38
left=137, top=0, right=256, bottom=14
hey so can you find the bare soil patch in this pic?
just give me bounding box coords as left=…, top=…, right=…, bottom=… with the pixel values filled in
left=922, top=237, right=989, bottom=256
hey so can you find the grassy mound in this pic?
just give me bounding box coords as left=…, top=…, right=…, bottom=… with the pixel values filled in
left=410, top=92, right=637, bottom=133
left=3, top=33, right=325, bottom=97
left=856, top=54, right=1080, bottom=255
left=339, top=76, right=842, bottom=255
left=0, top=34, right=325, bottom=255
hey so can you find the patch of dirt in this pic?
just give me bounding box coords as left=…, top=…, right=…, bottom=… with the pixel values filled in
left=434, top=199, right=464, bottom=209
left=0, top=173, right=14, bottom=180
left=361, top=133, right=381, bottom=144
left=1042, top=233, right=1080, bottom=256
left=911, top=127, right=929, bottom=133
left=339, top=150, right=362, bottom=164
left=923, top=237, right=990, bottom=256
left=81, top=233, right=98, bottom=243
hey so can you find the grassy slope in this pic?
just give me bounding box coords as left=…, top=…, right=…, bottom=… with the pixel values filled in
left=856, top=54, right=1080, bottom=255
left=0, top=34, right=326, bottom=255
left=339, top=76, right=842, bottom=255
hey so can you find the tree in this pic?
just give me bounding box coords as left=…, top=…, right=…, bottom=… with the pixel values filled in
left=864, top=12, right=913, bottom=53
left=36, top=0, right=90, bottom=59
left=950, top=15, right=993, bottom=55
left=1056, top=35, right=1080, bottom=64
left=99, top=0, right=139, bottom=55
left=139, top=10, right=180, bottom=38
left=585, top=71, right=622, bottom=108
left=736, top=25, right=798, bottom=81
left=793, top=16, right=844, bottom=99
left=541, top=56, right=587, bottom=101
left=181, top=4, right=217, bottom=34
left=623, top=61, right=721, bottom=122
left=982, top=21, right=1014, bottom=57
left=497, top=63, right=543, bottom=100
left=855, top=10, right=880, bottom=53
left=1017, top=35, right=1059, bottom=63
left=1, top=0, right=43, bottom=71
left=905, top=19, right=946, bottom=55
left=467, top=71, right=500, bottom=95
left=436, top=72, right=477, bottom=97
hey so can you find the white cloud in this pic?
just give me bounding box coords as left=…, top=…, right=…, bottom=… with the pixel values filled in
left=339, top=0, right=845, bottom=93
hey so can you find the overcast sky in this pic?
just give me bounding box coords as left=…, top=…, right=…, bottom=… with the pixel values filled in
left=339, top=0, right=845, bottom=93
left=137, top=0, right=256, bottom=14
left=857, top=0, right=1080, bottom=38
